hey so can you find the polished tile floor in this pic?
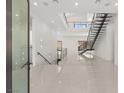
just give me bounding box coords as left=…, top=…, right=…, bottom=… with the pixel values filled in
left=30, top=55, right=117, bottom=93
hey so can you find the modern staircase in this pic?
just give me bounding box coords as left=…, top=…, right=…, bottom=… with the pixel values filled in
left=37, top=52, right=58, bottom=65
left=79, top=13, right=113, bottom=55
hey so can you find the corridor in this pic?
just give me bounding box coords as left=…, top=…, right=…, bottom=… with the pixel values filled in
left=30, top=55, right=117, bottom=93
left=7, top=0, right=118, bottom=93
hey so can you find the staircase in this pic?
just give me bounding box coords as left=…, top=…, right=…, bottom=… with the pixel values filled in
left=79, top=13, right=113, bottom=55
left=37, top=52, right=58, bottom=65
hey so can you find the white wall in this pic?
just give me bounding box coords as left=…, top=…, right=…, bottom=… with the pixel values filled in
left=57, top=32, right=87, bottom=57
left=32, top=17, right=57, bottom=66
left=94, top=15, right=118, bottom=65
left=113, top=15, right=118, bottom=65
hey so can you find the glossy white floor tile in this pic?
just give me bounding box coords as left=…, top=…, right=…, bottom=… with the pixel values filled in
left=30, top=56, right=117, bottom=93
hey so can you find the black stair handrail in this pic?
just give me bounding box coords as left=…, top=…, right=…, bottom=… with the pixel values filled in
left=90, top=14, right=108, bottom=49
left=79, top=49, right=94, bottom=55
left=87, top=13, right=95, bottom=49
left=37, top=52, right=51, bottom=64
left=79, top=14, right=95, bottom=55
left=80, top=13, right=110, bottom=55
left=21, top=61, right=32, bottom=69
left=87, top=13, right=108, bottom=49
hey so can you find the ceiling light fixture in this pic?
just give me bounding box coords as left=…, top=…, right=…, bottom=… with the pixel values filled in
left=75, top=2, right=79, bottom=6
left=15, top=14, right=19, bottom=17
left=33, top=2, right=38, bottom=6
left=115, top=2, right=118, bottom=6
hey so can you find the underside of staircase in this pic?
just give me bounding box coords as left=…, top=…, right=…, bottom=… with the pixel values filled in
left=79, top=13, right=114, bottom=55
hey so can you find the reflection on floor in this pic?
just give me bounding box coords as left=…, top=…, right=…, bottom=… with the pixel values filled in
left=30, top=55, right=117, bottom=93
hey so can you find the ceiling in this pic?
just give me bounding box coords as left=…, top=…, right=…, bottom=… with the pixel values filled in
left=30, top=0, right=118, bottom=31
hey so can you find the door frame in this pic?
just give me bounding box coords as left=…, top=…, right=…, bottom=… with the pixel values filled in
left=6, top=0, right=30, bottom=93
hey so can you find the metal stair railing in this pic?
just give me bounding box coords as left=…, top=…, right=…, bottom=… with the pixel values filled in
left=79, top=14, right=95, bottom=55
left=87, top=13, right=96, bottom=49
left=90, top=13, right=108, bottom=49
left=79, top=13, right=110, bottom=55
left=37, top=52, right=51, bottom=64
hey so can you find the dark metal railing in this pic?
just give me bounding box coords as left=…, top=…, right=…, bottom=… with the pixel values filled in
left=87, top=13, right=95, bottom=49
left=79, top=14, right=95, bottom=55
left=79, top=13, right=110, bottom=55
left=90, top=14, right=108, bottom=49
left=37, top=52, right=51, bottom=64
left=21, top=62, right=32, bottom=69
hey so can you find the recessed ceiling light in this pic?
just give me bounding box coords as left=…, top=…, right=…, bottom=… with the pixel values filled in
left=33, top=2, right=38, bottom=6
left=115, top=2, right=118, bottom=6
left=75, top=2, right=79, bottom=6
left=15, top=14, right=19, bottom=17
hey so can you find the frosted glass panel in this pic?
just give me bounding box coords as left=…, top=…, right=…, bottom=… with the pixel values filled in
left=12, top=0, right=28, bottom=93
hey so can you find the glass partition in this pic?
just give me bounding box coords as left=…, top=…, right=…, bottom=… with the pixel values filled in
left=12, top=0, right=29, bottom=93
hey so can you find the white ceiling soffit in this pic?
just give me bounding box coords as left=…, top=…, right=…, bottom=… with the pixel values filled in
left=30, top=0, right=118, bottom=30
left=65, top=13, right=94, bottom=23
left=57, top=30, right=89, bottom=37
